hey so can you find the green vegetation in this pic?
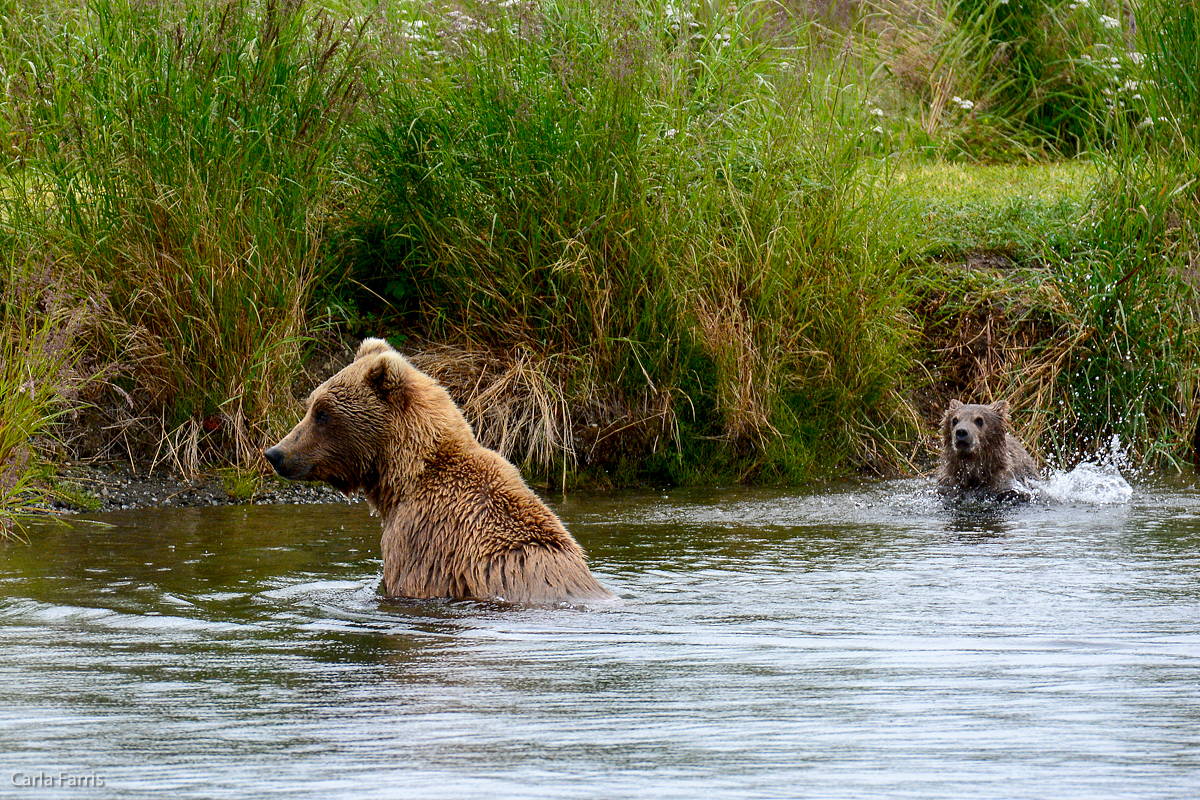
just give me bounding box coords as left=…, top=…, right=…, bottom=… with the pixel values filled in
left=2, top=0, right=1198, bottom=526
left=220, top=467, right=263, bottom=501
left=0, top=250, right=94, bottom=534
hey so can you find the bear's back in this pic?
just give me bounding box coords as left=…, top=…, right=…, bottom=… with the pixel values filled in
left=381, top=440, right=614, bottom=604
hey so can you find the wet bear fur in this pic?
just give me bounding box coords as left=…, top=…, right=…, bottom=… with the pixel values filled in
left=937, top=399, right=1040, bottom=500
left=264, top=338, right=614, bottom=604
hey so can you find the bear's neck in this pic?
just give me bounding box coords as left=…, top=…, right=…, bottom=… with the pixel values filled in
left=365, top=435, right=463, bottom=520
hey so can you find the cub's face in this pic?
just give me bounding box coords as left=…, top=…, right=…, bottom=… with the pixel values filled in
left=942, top=400, right=1007, bottom=457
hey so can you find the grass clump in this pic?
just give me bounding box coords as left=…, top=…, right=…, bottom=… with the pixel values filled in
left=337, top=0, right=918, bottom=483
left=0, top=253, right=96, bottom=536
left=2, top=0, right=366, bottom=473
left=878, top=0, right=1145, bottom=157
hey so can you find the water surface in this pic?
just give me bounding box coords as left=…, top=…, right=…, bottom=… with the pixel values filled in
left=3, top=476, right=1199, bottom=798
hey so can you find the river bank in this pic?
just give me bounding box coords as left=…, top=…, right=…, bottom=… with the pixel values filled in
left=46, top=463, right=360, bottom=514
left=3, top=1, right=1198, bottom=531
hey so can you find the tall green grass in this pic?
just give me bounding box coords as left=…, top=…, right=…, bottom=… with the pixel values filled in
left=1, top=0, right=1197, bottom=498
left=1053, top=0, right=1200, bottom=466
left=880, top=0, right=1143, bottom=158
left=1139, top=1, right=1200, bottom=154
left=1, top=0, right=365, bottom=472
left=339, top=0, right=917, bottom=482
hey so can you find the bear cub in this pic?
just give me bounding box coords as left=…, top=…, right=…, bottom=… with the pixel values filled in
left=264, top=338, right=614, bottom=605
left=938, top=399, right=1040, bottom=500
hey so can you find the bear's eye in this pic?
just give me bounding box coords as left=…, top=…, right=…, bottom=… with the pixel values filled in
left=951, top=417, right=959, bottom=426
left=974, top=416, right=984, bottom=427
left=314, top=409, right=330, bottom=425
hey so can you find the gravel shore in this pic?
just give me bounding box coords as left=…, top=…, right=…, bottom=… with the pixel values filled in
left=49, top=464, right=361, bottom=513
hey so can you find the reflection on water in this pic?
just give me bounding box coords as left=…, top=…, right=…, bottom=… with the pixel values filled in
left=3, top=478, right=1200, bottom=798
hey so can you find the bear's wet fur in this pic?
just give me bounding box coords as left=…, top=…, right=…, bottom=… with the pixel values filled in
left=264, top=338, right=614, bottom=605
left=937, top=399, right=1040, bottom=500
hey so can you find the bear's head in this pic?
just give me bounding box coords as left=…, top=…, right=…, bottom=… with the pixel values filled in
left=941, top=399, right=1009, bottom=459
left=264, top=338, right=469, bottom=499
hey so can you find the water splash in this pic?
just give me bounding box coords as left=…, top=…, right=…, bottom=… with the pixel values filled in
left=1034, top=438, right=1134, bottom=505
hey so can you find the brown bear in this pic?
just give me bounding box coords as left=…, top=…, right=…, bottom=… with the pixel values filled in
left=263, top=338, right=614, bottom=605
left=937, top=399, right=1041, bottom=500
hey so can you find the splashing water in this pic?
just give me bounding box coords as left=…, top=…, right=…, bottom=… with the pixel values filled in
left=1032, top=441, right=1132, bottom=503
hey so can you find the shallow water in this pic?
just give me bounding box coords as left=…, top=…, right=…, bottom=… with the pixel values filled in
left=3, top=473, right=1200, bottom=798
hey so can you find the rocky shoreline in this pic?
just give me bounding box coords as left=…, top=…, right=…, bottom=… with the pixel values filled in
left=48, top=463, right=360, bottom=513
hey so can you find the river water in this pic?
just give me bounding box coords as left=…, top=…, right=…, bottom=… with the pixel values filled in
left=2, top=471, right=1199, bottom=798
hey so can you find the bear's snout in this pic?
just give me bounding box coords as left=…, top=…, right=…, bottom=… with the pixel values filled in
left=263, top=445, right=284, bottom=471
left=263, top=444, right=311, bottom=480
left=953, top=426, right=976, bottom=454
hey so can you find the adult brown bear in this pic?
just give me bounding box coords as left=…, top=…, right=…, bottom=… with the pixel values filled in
left=938, top=399, right=1041, bottom=500
left=264, top=339, right=614, bottom=604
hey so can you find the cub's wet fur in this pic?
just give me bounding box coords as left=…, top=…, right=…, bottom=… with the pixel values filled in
left=938, top=399, right=1040, bottom=501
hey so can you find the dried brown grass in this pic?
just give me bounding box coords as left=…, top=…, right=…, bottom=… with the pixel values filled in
left=408, top=341, right=678, bottom=485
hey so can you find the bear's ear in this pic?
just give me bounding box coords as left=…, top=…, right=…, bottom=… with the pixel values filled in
left=364, top=352, right=407, bottom=401
left=941, top=399, right=962, bottom=428
left=356, top=338, right=396, bottom=362
left=990, top=399, right=1009, bottom=417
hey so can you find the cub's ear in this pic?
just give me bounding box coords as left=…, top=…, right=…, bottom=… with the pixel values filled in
left=356, top=337, right=396, bottom=362
left=364, top=352, right=407, bottom=400
left=941, top=399, right=962, bottom=427
left=990, top=400, right=1009, bottom=416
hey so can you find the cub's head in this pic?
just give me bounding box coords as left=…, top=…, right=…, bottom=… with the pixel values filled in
left=941, top=399, right=1009, bottom=458
left=263, top=338, right=455, bottom=495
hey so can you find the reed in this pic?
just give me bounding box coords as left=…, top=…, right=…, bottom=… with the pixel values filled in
left=2, top=0, right=1197, bottom=496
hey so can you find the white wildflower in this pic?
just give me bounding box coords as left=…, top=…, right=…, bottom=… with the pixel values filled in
left=1128, top=52, right=1144, bottom=66
left=870, top=107, right=884, bottom=116
left=1099, top=15, right=1120, bottom=29
left=1137, top=117, right=1154, bottom=129
left=664, top=128, right=678, bottom=139
left=398, top=19, right=430, bottom=42
left=872, top=125, right=884, bottom=134
left=1123, top=80, right=1140, bottom=92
